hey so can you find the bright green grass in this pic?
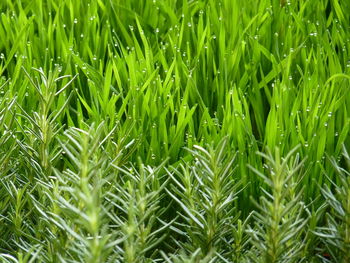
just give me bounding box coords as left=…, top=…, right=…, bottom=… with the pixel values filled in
left=0, top=0, right=350, bottom=262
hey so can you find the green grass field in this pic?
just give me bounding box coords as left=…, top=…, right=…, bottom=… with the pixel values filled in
left=0, top=0, right=350, bottom=262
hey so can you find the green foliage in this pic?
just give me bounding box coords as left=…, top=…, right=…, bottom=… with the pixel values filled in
left=247, top=146, right=308, bottom=263
left=166, top=138, right=242, bottom=260
left=316, top=146, right=350, bottom=263
left=0, top=0, right=349, bottom=262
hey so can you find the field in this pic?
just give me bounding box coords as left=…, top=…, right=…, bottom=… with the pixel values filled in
left=0, top=0, right=350, bottom=262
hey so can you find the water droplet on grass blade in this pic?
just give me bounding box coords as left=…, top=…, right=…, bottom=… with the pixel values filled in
left=309, top=32, right=317, bottom=37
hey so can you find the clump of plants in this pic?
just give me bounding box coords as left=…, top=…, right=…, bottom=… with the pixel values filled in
left=0, top=0, right=349, bottom=262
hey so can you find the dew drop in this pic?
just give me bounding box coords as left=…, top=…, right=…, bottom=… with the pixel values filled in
left=309, top=32, right=317, bottom=37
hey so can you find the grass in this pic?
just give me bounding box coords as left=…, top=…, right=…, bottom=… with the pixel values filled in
left=0, top=0, right=350, bottom=262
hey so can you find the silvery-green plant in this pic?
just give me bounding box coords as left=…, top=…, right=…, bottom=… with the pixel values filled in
left=161, top=248, right=213, bottom=263
left=0, top=0, right=349, bottom=261
left=19, top=67, right=76, bottom=175
left=107, top=161, right=171, bottom=262
left=316, top=146, right=350, bottom=263
left=247, top=146, right=308, bottom=263
left=10, top=68, right=77, bottom=262
left=39, top=123, right=115, bottom=263
left=166, top=138, right=243, bottom=261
